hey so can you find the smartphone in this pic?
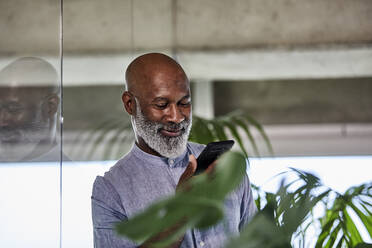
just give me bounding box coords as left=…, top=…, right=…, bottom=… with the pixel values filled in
left=194, top=140, right=235, bottom=175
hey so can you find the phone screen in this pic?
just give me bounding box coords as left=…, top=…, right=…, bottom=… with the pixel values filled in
left=194, top=140, right=234, bottom=175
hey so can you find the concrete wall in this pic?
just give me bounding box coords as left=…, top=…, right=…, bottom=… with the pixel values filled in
left=1, top=0, right=372, bottom=54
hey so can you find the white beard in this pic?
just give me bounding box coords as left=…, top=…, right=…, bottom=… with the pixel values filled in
left=132, top=100, right=192, bottom=158
left=0, top=107, right=51, bottom=162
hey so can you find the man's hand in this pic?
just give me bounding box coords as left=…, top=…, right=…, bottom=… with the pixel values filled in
left=139, top=221, right=186, bottom=248
left=177, top=155, right=218, bottom=190
left=176, top=155, right=197, bottom=191
left=140, top=155, right=218, bottom=248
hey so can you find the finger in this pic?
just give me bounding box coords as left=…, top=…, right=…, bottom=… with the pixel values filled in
left=204, top=159, right=218, bottom=174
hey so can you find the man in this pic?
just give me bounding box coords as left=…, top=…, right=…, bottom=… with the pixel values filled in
left=0, top=57, right=63, bottom=247
left=0, top=57, right=61, bottom=162
left=91, top=53, right=256, bottom=248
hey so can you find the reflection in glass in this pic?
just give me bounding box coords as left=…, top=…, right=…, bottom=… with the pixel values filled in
left=0, top=0, right=61, bottom=246
left=0, top=57, right=61, bottom=248
left=0, top=57, right=61, bottom=162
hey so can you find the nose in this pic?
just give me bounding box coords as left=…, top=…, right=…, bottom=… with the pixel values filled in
left=165, top=104, right=185, bottom=124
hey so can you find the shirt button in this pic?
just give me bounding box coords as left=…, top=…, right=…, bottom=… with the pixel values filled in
left=169, top=159, right=174, bottom=166
left=200, top=241, right=205, bottom=247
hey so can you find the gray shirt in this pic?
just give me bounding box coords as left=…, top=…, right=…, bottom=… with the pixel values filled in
left=91, top=142, right=257, bottom=248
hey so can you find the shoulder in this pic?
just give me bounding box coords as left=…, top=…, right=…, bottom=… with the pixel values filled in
left=103, top=151, right=135, bottom=179
left=92, top=176, right=119, bottom=202
left=187, top=141, right=206, bottom=157
left=92, top=152, right=134, bottom=194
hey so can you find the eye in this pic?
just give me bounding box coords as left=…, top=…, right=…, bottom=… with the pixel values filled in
left=155, top=102, right=168, bottom=109
left=6, top=104, right=24, bottom=114
left=179, top=100, right=191, bottom=107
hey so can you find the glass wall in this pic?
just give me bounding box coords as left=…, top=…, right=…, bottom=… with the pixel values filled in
left=0, top=0, right=62, bottom=247
left=1, top=0, right=371, bottom=247
left=61, top=0, right=134, bottom=246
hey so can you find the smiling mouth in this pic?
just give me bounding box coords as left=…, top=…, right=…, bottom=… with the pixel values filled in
left=160, top=128, right=183, bottom=137
left=0, top=130, right=21, bottom=143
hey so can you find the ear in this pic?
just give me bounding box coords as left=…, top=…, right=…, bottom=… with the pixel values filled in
left=42, top=93, right=60, bottom=118
left=122, top=91, right=136, bottom=115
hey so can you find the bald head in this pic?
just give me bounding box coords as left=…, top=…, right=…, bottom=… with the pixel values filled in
left=122, top=53, right=192, bottom=157
left=0, top=57, right=60, bottom=161
left=125, top=53, right=188, bottom=95
left=0, top=57, right=58, bottom=91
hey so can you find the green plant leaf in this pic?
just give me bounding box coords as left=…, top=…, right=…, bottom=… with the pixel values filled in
left=289, top=167, right=321, bottom=187
left=361, top=200, right=372, bottom=210
left=360, top=202, right=372, bottom=219
left=222, top=120, right=249, bottom=158
left=348, top=201, right=372, bottom=237
left=116, top=151, right=247, bottom=247
left=226, top=211, right=291, bottom=248
left=354, top=242, right=372, bottom=248
left=189, top=116, right=215, bottom=144
left=336, top=235, right=345, bottom=248
left=210, top=120, right=228, bottom=141
left=232, top=116, right=260, bottom=157
left=241, top=114, right=274, bottom=156
left=324, top=222, right=342, bottom=248
left=316, top=210, right=339, bottom=247
left=343, top=209, right=363, bottom=246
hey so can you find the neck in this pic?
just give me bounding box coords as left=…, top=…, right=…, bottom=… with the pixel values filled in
left=135, top=136, right=162, bottom=157
left=22, top=138, right=57, bottom=161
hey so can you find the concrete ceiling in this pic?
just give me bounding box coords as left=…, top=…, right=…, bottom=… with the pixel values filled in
left=1, top=0, right=372, bottom=55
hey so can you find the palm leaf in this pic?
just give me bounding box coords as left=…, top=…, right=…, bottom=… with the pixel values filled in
left=348, top=201, right=372, bottom=237
left=324, top=222, right=342, bottom=248
left=116, top=151, right=247, bottom=247
left=210, top=120, right=228, bottom=141
left=222, top=119, right=249, bottom=158
left=343, top=209, right=363, bottom=246
left=241, top=113, right=274, bottom=155
left=232, top=116, right=260, bottom=157
left=190, top=116, right=215, bottom=144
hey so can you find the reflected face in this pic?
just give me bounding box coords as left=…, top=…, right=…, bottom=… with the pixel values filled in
left=0, top=87, right=49, bottom=160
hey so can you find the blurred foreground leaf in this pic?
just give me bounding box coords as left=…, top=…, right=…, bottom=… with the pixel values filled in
left=116, top=151, right=247, bottom=247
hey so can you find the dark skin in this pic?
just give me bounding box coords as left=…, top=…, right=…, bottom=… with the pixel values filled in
left=122, top=53, right=192, bottom=156
left=0, top=57, right=60, bottom=161
left=0, top=86, right=59, bottom=161
left=122, top=53, right=217, bottom=248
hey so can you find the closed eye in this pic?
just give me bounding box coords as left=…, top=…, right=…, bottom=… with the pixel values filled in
left=154, top=103, right=168, bottom=109
left=179, top=101, right=191, bottom=107
left=178, top=96, right=191, bottom=107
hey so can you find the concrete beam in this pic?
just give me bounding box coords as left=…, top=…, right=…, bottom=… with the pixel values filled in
left=2, top=46, right=371, bottom=85
left=247, top=123, right=372, bottom=157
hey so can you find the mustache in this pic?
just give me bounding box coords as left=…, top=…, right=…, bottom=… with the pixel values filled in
left=0, top=123, right=46, bottom=134
left=0, top=126, right=22, bottom=140
left=0, top=121, right=48, bottom=143
left=157, top=119, right=190, bottom=132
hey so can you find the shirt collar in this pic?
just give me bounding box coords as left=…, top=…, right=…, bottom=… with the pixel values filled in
left=131, top=143, right=189, bottom=168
